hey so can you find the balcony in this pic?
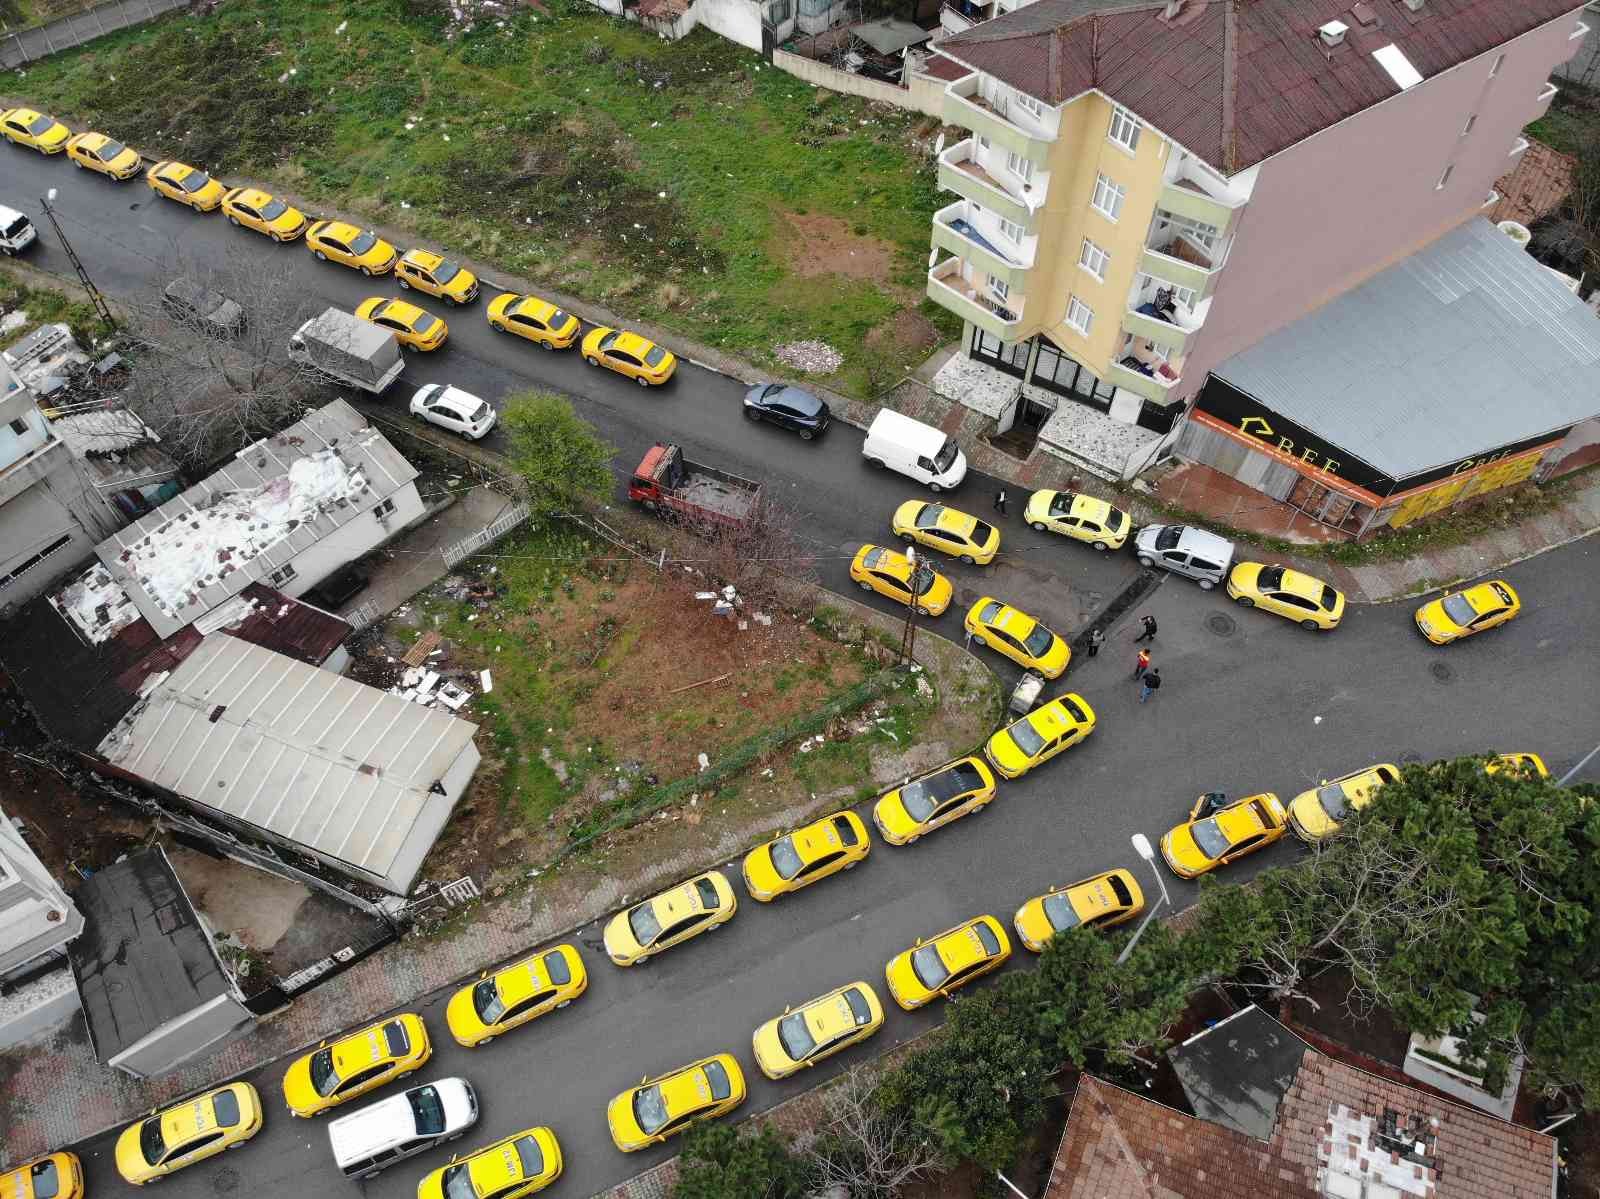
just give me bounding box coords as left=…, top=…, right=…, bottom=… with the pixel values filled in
left=1535, top=82, right=1559, bottom=112
left=1141, top=217, right=1226, bottom=295
left=1122, top=278, right=1211, bottom=355
left=1157, top=173, right=1246, bottom=231
left=944, top=74, right=1055, bottom=161
left=937, top=2, right=989, bottom=37
left=937, top=138, right=1043, bottom=229
left=1107, top=357, right=1181, bottom=404
left=927, top=256, right=1024, bottom=342
left=931, top=201, right=1034, bottom=289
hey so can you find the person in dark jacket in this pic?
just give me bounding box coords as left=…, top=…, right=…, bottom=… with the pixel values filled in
left=1139, top=666, right=1162, bottom=703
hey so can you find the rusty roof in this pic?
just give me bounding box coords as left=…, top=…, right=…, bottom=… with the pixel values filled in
left=918, top=52, right=976, bottom=81
left=1490, top=138, right=1575, bottom=227
left=939, top=0, right=1587, bottom=172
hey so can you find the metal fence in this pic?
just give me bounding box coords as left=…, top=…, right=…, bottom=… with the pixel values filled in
left=441, top=500, right=531, bottom=567
left=342, top=599, right=383, bottom=632
left=0, top=0, right=189, bottom=69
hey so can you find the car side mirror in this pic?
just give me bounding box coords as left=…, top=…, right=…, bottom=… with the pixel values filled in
left=641, top=1076, right=649, bottom=1086
left=913, top=937, right=924, bottom=947
left=1047, top=886, right=1058, bottom=894
left=318, top=1039, right=328, bottom=1048
left=479, top=971, right=488, bottom=980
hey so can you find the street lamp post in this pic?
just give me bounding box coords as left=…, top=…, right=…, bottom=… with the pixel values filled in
left=897, top=544, right=919, bottom=667
left=1117, top=832, right=1171, bottom=965
left=38, top=188, right=116, bottom=332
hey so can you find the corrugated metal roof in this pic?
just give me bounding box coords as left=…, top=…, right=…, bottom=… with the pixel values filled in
left=1212, top=218, right=1600, bottom=478
left=95, top=400, right=417, bottom=640
left=940, top=0, right=1585, bottom=172
left=99, top=634, right=477, bottom=888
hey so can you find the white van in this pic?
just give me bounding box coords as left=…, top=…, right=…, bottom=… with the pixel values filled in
left=327, top=1077, right=478, bottom=1180
left=1133, top=524, right=1236, bottom=589
left=0, top=205, right=37, bottom=256
left=862, top=408, right=967, bottom=491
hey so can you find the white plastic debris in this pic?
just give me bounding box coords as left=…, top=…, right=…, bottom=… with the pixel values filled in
left=697, top=753, right=710, bottom=772
left=480, top=670, right=493, bottom=693
left=335, top=19, right=348, bottom=32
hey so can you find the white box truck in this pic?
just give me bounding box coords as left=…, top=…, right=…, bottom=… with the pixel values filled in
left=288, top=307, right=405, bottom=394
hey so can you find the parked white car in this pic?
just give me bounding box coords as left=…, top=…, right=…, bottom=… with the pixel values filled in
left=409, top=383, right=497, bottom=440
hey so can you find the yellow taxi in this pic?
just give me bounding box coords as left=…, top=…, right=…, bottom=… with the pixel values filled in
left=1161, top=792, right=1289, bottom=878
left=114, top=1082, right=262, bottom=1184
left=1486, top=752, right=1548, bottom=778
left=220, top=187, right=309, bottom=242
left=1013, top=869, right=1144, bottom=952
left=1024, top=489, right=1131, bottom=551
left=488, top=291, right=581, bottom=349
left=281, top=1013, right=431, bottom=1117
left=146, top=161, right=225, bottom=211
left=1227, top=562, right=1345, bottom=631
left=416, top=1127, right=562, bottom=1199
left=1414, top=579, right=1520, bottom=644
left=849, top=543, right=953, bottom=616
left=984, top=693, right=1096, bottom=780
left=752, top=981, right=884, bottom=1079
left=963, top=597, right=1070, bottom=678
left=884, top=915, right=1010, bottom=1010
left=446, top=943, right=588, bottom=1046
left=0, top=1153, right=82, bottom=1199
left=606, top=1054, right=745, bottom=1152
left=355, top=297, right=448, bottom=351
left=305, top=220, right=399, bottom=274
left=66, top=131, right=141, bottom=179
left=891, top=500, right=1000, bottom=565
left=582, top=326, right=677, bottom=386
left=602, top=870, right=736, bottom=966
left=0, top=108, right=70, bottom=153
left=873, top=755, right=996, bottom=845
left=741, top=809, right=869, bottom=901
left=396, top=248, right=480, bottom=305
left=1287, top=764, right=1399, bottom=842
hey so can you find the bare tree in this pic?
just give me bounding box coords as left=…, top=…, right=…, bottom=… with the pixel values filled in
left=796, top=1066, right=947, bottom=1199
left=116, top=243, right=326, bottom=469
left=664, top=494, right=822, bottom=615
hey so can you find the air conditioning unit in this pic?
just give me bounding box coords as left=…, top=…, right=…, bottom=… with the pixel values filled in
left=1319, top=19, right=1349, bottom=47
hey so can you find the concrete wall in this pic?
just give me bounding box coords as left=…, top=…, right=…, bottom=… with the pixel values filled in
left=279, top=480, right=425, bottom=600
left=0, top=464, right=101, bottom=611
left=0, top=811, right=84, bottom=978
left=1182, top=8, right=1587, bottom=394
left=0, top=964, right=81, bottom=1050
left=772, top=50, right=925, bottom=109
left=695, top=0, right=763, bottom=50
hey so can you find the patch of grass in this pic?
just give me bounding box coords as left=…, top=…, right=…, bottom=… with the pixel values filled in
left=11, top=0, right=947, bottom=378
left=0, top=263, right=115, bottom=350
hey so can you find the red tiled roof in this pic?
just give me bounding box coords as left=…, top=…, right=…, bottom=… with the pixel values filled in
left=939, top=0, right=1587, bottom=172
left=1045, top=1055, right=1558, bottom=1199
left=1490, top=138, right=1575, bottom=226
left=919, top=52, right=976, bottom=81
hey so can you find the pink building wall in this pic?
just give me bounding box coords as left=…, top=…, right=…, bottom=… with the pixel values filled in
left=1177, top=6, right=1587, bottom=401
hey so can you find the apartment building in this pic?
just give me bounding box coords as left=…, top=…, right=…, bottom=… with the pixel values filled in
left=928, top=0, right=1598, bottom=534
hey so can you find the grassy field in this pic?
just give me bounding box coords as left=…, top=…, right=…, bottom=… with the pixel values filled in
left=0, top=261, right=114, bottom=350
left=10, top=0, right=959, bottom=387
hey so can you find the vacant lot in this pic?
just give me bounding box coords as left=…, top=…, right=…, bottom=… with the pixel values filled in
left=11, top=0, right=959, bottom=385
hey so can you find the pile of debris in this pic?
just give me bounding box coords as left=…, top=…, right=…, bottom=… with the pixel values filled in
left=773, top=339, right=844, bottom=375
left=1, top=322, right=126, bottom=405
left=387, top=633, right=492, bottom=713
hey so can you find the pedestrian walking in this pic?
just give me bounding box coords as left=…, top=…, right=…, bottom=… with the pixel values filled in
left=1139, top=666, right=1162, bottom=703
left=993, top=488, right=1009, bottom=515
left=1086, top=627, right=1105, bottom=658
left=1132, top=648, right=1151, bottom=680
left=1133, top=614, right=1158, bottom=643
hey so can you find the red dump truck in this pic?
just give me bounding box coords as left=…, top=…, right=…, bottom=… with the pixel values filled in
left=627, top=443, right=762, bottom=528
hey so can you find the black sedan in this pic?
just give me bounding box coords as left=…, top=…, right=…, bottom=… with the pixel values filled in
left=742, top=383, right=830, bottom=439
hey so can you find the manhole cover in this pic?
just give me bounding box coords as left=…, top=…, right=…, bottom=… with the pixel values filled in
left=1430, top=662, right=1454, bottom=683
left=212, top=1168, right=239, bottom=1195
left=1205, top=611, right=1236, bottom=637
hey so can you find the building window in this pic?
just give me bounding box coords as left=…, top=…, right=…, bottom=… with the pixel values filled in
left=1138, top=274, right=1196, bottom=309
left=970, top=329, right=1029, bottom=377
left=269, top=563, right=298, bottom=586
left=766, top=0, right=790, bottom=21
left=998, top=217, right=1025, bottom=245
left=1031, top=341, right=1117, bottom=410
left=1108, top=105, right=1141, bottom=153
left=976, top=135, right=990, bottom=151
left=0, top=533, right=73, bottom=591
left=1005, top=151, right=1034, bottom=182
left=8, top=418, right=27, bottom=436
left=1078, top=238, right=1110, bottom=281
left=1013, top=92, right=1044, bottom=120
left=1065, top=296, right=1094, bottom=335
left=1091, top=174, right=1126, bottom=221
left=1161, top=212, right=1220, bottom=252
left=1436, top=164, right=1454, bottom=189
left=1461, top=113, right=1477, bottom=136
left=374, top=497, right=397, bottom=519
left=1489, top=53, right=1505, bottom=78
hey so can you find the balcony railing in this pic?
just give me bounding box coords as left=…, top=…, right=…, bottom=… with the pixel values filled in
left=1122, top=281, right=1210, bottom=354
left=927, top=256, right=1024, bottom=341
left=1140, top=231, right=1223, bottom=296
left=1537, top=82, right=1559, bottom=105
left=938, top=3, right=977, bottom=36
left=944, top=74, right=1055, bottom=160
left=1107, top=356, right=1181, bottom=404
left=932, top=200, right=1034, bottom=289
left=936, top=138, right=1041, bottom=230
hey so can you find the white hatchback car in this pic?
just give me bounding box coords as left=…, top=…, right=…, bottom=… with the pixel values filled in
left=409, top=383, right=497, bottom=440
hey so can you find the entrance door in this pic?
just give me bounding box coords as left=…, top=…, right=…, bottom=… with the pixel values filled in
left=1020, top=393, right=1055, bottom=431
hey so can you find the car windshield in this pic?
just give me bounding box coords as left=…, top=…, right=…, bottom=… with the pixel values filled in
left=1048, top=493, right=1074, bottom=517
left=977, top=600, right=1002, bottom=624
left=95, top=138, right=127, bottom=160
left=1154, top=526, right=1182, bottom=550
left=703, top=1060, right=733, bottom=1100
left=29, top=1161, right=62, bottom=1199
left=1007, top=718, right=1046, bottom=757
left=778, top=1011, right=818, bottom=1060
left=440, top=1163, right=477, bottom=1199
left=1315, top=784, right=1350, bottom=821
left=179, top=169, right=212, bottom=193
left=974, top=922, right=1001, bottom=956
left=26, top=114, right=54, bottom=135
left=211, top=1089, right=240, bottom=1126
left=844, top=986, right=872, bottom=1024
left=628, top=903, right=662, bottom=946
left=910, top=566, right=938, bottom=596
left=598, top=329, right=621, bottom=351
left=383, top=1020, right=410, bottom=1056
left=433, top=260, right=462, bottom=284
left=914, top=504, right=946, bottom=530
left=1042, top=892, right=1081, bottom=931
left=408, top=1085, right=446, bottom=1136
left=1256, top=565, right=1285, bottom=590
left=1319, top=584, right=1338, bottom=611
left=768, top=835, right=804, bottom=880
left=259, top=197, right=288, bottom=220
left=910, top=943, right=951, bottom=990
left=1059, top=696, right=1088, bottom=723
left=1440, top=593, right=1478, bottom=625
left=899, top=761, right=984, bottom=822
left=411, top=312, right=439, bottom=334
left=633, top=1086, right=669, bottom=1135
left=544, top=950, right=572, bottom=985
left=139, top=1116, right=166, bottom=1166
left=349, top=230, right=378, bottom=255
left=308, top=1047, right=339, bottom=1096
left=1023, top=625, right=1056, bottom=658
left=549, top=308, right=570, bottom=326
left=971, top=519, right=996, bottom=544
left=513, top=1135, right=545, bottom=1179
left=1190, top=817, right=1231, bottom=860
left=933, top=438, right=960, bottom=472
left=2, top=217, right=26, bottom=239
left=643, top=345, right=668, bottom=367
left=472, top=978, right=506, bottom=1024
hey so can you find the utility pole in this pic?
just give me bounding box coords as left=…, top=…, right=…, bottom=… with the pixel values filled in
left=897, top=545, right=919, bottom=666
left=39, top=188, right=115, bottom=332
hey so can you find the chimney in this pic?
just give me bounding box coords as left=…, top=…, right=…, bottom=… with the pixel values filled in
left=1319, top=19, right=1349, bottom=47
left=1401, top=0, right=1424, bottom=10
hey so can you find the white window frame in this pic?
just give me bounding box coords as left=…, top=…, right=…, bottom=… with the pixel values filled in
left=1078, top=238, right=1109, bottom=281
left=1139, top=274, right=1196, bottom=309
left=1013, top=91, right=1045, bottom=120
left=1091, top=174, right=1126, bottom=221
left=1108, top=105, right=1141, bottom=154
left=1461, top=113, right=1476, bottom=136
left=988, top=275, right=1010, bottom=302
left=1065, top=296, right=1094, bottom=336
left=1436, top=163, right=1454, bottom=190
left=998, top=217, right=1026, bottom=246
left=1489, top=53, right=1505, bottom=78
left=1163, top=212, right=1220, bottom=252
left=1005, top=151, right=1034, bottom=183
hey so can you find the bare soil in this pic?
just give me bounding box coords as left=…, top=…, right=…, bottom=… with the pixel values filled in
left=781, top=211, right=901, bottom=284
left=0, top=748, right=147, bottom=885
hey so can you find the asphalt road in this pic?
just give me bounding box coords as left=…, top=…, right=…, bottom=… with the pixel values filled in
left=7, top=150, right=1600, bottom=1198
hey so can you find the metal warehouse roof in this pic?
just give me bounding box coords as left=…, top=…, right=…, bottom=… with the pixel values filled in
left=1211, top=218, right=1600, bottom=479
left=98, top=634, right=478, bottom=892
left=95, top=400, right=417, bottom=640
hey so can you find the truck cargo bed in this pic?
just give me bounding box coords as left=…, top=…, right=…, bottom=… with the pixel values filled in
left=676, top=474, right=758, bottom=520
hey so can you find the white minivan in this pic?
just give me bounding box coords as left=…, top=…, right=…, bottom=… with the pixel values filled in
left=327, top=1077, right=478, bottom=1180
left=862, top=408, right=967, bottom=491
left=0, top=205, right=37, bottom=256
